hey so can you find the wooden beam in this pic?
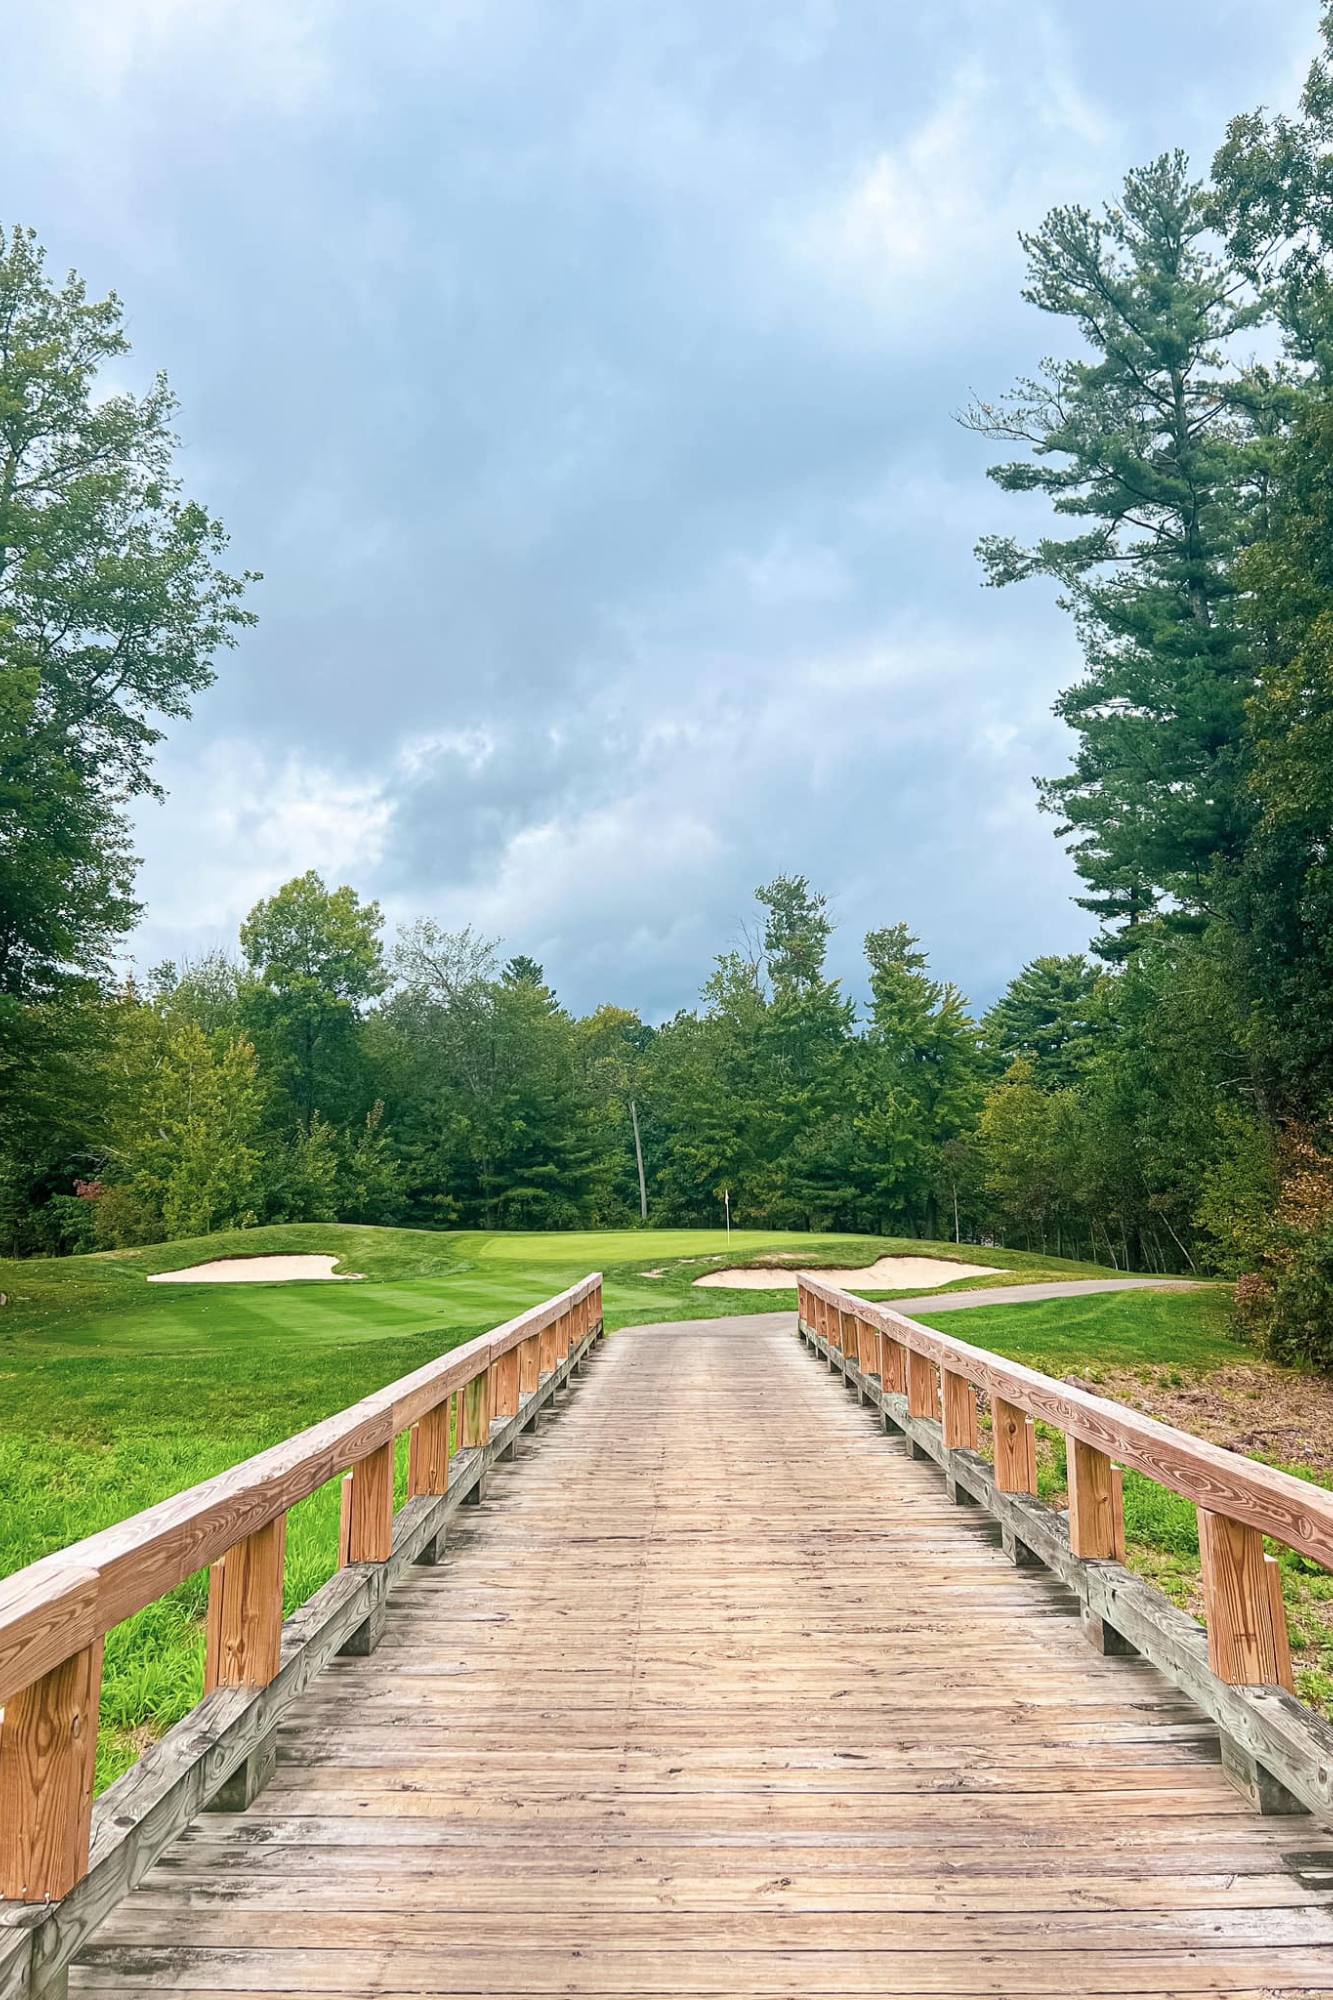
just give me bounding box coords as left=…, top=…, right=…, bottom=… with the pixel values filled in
left=941, top=1367, right=978, bottom=1451
left=0, top=1637, right=103, bottom=1902
left=907, top=1348, right=938, bottom=1422
left=1067, top=1437, right=1122, bottom=1561
left=340, top=1443, right=394, bottom=1566
left=204, top=1515, right=286, bottom=1693
left=1198, top=1509, right=1295, bottom=1691
left=408, top=1398, right=451, bottom=1498
left=461, top=1371, right=490, bottom=1450
left=992, top=1395, right=1037, bottom=1495
left=882, top=1334, right=907, bottom=1396
left=492, top=1346, right=519, bottom=1420
left=518, top=1333, right=539, bottom=1398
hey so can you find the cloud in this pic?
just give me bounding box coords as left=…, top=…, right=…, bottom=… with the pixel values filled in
left=11, top=0, right=1320, bottom=1014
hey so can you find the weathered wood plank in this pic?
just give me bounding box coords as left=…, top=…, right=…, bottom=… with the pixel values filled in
left=56, top=1312, right=1332, bottom=2000
left=0, top=1325, right=602, bottom=2000
left=204, top=1516, right=286, bottom=1693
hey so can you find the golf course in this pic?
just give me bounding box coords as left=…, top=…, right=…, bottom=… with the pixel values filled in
left=0, top=1219, right=1301, bottom=1788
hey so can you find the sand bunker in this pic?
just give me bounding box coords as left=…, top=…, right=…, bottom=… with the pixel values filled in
left=693, top=1255, right=1001, bottom=1293
left=147, top=1255, right=364, bottom=1285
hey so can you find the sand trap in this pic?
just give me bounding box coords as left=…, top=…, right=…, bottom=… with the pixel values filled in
left=694, top=1255, right=1001, bottom=1293
left=147, top=1255, right=364, bottom=1285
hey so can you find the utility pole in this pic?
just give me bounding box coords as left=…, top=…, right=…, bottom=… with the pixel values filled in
left=629, top=1099, right=648, bottom=1223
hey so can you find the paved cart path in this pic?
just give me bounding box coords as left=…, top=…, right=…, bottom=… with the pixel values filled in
left=71, top=1315, right=1333, bottom=1998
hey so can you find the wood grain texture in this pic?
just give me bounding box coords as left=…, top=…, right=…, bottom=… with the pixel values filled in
left=0, top=1638, right=102, bottom=1902
left=907, top=1347, right=939, bottom=1422
left=66, top=1314, right=1333, bottom=1997
left=203, top=1516, right=286, bottom=1693
left=407, top=1401, right=451, bottom=1500
left=992, top=1395, right=1038, bottom=1495
left=461, top=1372, right=489, bottom=1451
left=1198, top=1510, right=1295, bottom=1692
left=341, top=1445, right=393, bottom=1567
left=803, top=1275, right=1333, bottom=1567
left=1068, top=1440, right=1121, bottom=1562
left=941, top=1367, right=978, bottom=1452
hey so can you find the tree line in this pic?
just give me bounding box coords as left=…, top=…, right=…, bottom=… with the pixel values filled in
left=9, top=12, right=1333, bottom=1366
left=0, top=859, right=1288, bottom=1287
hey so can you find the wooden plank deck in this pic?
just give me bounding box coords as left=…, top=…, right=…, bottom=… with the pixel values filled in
left=69, top=1315, right=1333, bottom=1997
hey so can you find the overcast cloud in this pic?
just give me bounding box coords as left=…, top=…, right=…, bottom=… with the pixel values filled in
left=3, top=0, right=1318, bottom=1015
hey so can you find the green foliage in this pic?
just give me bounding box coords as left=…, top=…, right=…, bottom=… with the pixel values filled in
left=240, top=871, right=386, bottom=1129
left=0, top=224, right=254, bottom=999
left=965, top=155, right=1272, bottom=955
left=982, top=955, right=1099, bottom=1088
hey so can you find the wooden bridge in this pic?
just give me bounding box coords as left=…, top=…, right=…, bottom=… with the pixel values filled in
left=4, top=1275, right=1333, bottom=1997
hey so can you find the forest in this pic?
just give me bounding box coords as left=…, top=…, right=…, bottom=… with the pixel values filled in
left=9, top=15, right=1333, bottom=1370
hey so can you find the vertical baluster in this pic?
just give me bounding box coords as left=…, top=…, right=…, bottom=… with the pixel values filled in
left=205, top=1514, right=287, bottom=1691
left=409, top=1396, right=452, bottom=1497
left=1198, top=1510, right=1294, bottom=1691
left=907, top=1347, right=939, bottom=1421
left=941, top=1368, right=978, bottom=1450
left=0, top=1633, right=104, bottom=1902
left=339, top=1440, right=395, bottom=1564
left=882, top=1333, right=907, bottom=1396
left=461, top=1369, right=490, bottom=1451
left=992, top=1396, right=1038, bottom=1494
left=1067, top=1438, right=1122, bottom=1560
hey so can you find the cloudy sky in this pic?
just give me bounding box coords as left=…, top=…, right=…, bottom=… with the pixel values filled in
left=3, top=0, right=1319, bottom=1016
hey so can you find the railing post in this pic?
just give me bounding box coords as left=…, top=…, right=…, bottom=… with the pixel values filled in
left=462, top=1369, right=490, bottom=1450
left=993, top=1394, right=1040, bottom=1567
left=205, top=1514, right=287, bottom=1691
left=201, top=1512, right=288, bottom=1808
left=1198, top=1509, right=1294, bottom=1692
left=409, top=1397, right=452, bottom=1498
left=519, top=1332, right=540, bottom=1400
left=337, top=1438, right=395, bottom=1655
left=0, top=1637, right=103, bottom=1902
left=840, top=1309, right=862, bottom=1396
left=941, top=1367, right=978, bottom=1451
left=1067, top=1439, right=1123, bottom=1560
left=907, top=1348, right=939, bottom=1421
left=881, top=1332, right=907, bottom=1397
left=340, top=1441, right=395, bottom=1566
left=992, top=1396, right=1037, bottom=1494
left=495, top=1345, right=520, bottom=1420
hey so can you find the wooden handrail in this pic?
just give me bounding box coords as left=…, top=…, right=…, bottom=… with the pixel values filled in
left=0, top=1273, right=604, bottom=1905
left=799, top=1273, right=1333, bottom=1568
left=796, top=1274, right=1333, bottom=1821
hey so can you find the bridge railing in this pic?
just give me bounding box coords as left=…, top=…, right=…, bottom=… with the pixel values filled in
left=0, top=1273, right=603, bottom=1934
left=798, top=1273, right=1333, bottom=1820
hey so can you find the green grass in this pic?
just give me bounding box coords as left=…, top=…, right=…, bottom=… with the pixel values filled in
left=0, top=1222, right=1201, bottom=1785
left=910, top=1286, right=1240, bottom=1375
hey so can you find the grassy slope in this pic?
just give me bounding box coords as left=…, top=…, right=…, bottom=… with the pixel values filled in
left=0, top=1223, right=1220, bottom=1783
